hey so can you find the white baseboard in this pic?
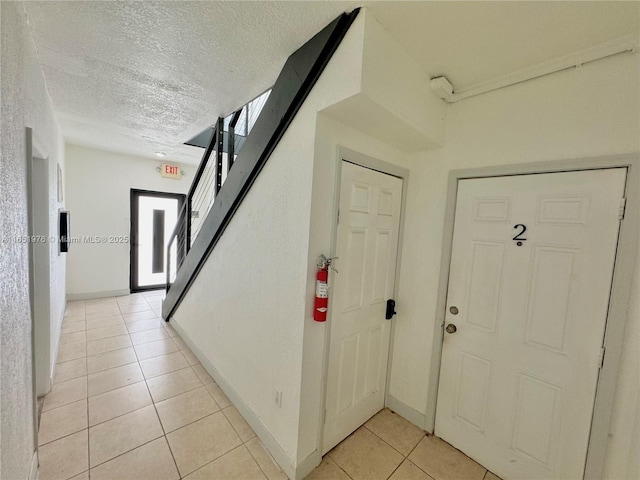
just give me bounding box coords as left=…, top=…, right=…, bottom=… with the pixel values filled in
left=66, top=289, right=129, bottom=301
left=48, top=302, right=67, bottom=392
left=385, top=394, right=429, bottom=432
left=167, top=318, right=425, bottom=479
left=169, top=319, right=296, bottom=480
left=29, top=450, right=38, bottom=480
left=295, top=450, right=321, bottom=480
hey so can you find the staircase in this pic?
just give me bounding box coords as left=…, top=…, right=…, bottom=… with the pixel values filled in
left=162, top=9, right=360, bottom=320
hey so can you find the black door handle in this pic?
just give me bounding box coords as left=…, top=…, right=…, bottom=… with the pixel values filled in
left=386, top=299, right=396, bottom=320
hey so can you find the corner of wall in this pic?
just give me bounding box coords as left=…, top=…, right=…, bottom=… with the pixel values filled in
left=318, top=7, right=447, bottom=153
left=64, top=145, right=196, bottom=296
left=168, top=320, right=299, bottom=479
left=0, top=2, right=57, bottom=478
left=360, top=8, right=447, bottom=148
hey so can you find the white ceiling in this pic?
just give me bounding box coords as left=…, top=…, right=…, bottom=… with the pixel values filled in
left=24, top=1, right=639, bottom=165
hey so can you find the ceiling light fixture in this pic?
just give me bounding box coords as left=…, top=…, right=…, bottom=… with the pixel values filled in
left=155, top=151, right=166, bottom=158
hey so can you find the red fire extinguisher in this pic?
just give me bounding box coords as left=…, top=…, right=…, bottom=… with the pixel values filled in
left=314, top=255, right=336, bottom=322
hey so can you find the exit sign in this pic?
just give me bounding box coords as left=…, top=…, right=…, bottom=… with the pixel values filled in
left=160, top=163, right=182, bottom=179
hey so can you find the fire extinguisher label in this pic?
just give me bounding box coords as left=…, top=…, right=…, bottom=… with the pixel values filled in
left=316, top=282, right=328, bottom=298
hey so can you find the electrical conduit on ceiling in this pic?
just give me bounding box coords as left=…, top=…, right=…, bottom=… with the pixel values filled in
left=432, top=34, right=638, bottom=103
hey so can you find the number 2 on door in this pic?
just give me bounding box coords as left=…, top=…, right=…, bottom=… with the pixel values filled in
left=513, top=224, right=527, bottom=246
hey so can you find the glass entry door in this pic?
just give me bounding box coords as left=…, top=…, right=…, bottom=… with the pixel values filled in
left=130, top=189, right=184, bottom=292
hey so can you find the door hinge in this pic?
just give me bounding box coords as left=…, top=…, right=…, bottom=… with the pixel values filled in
left=337, top=209, right=340, bottom=225
left=619, top=198, right=627, bottom=220
left=323, top=408, right=327, bottom=425
left=598, top=347, right=606, bottom=369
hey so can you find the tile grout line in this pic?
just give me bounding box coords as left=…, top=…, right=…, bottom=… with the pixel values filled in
left=180, top=443, right=250, bottom=480
left=135, top=325, right=183, bottom=480
left=387, top=427, right=432, bottom=480
left=45, top=301, right=87, bottom=480
left=134, top=301, right=245, bottom=478
left=244, top=434, right=288, bottom=480
left=88, top=434, right=166, bottom=473
left=37, top=403, right=88, bottom=447
left=57, top=300, right=132, bottom=478
left=86, top=382, right=151, bottom=428
left=326, top=415, right=431, bottom=480
left=57, top=294, right=268, bottom=480
left=137, top=291, right=181, bottom=480
left=156, top=403, right=220, bottom=436
left=83, top=302, right=173, bottom=477
left=244, top=442, right=272, bottom=480
left=86, top=356, right=138, bottom=376
left=42, top=381, right=86, bottom=414
left=85, top=332, right=179, bottom=377
left=133, top=337, right=183, bottom=363
left=145, top=372, right=204, bottom=404
left=362, top=422, right=423, bottom=459
left=85, top=303, right=91, bottom=480
left=220, top=404, right=253, bottom=443
left=44, top=386, right=182, bottom=468
left=431, top=433, right=488, bottom=479
left=325, top=455, right=354, bottom=479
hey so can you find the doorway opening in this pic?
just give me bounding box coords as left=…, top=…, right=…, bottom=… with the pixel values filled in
left=130, top=189, right=185, bottom=292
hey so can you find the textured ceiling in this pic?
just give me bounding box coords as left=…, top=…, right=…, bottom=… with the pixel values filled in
left=24, top=1, right=639, bottom=165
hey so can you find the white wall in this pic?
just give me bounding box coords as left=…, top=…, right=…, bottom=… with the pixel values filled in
left=35, top=79, right=67, bottom=395
left=304, top=17, right=639, bottom=478
left=299, top=9, right=443, bottom=469
left=65, top=144, right=196, bottom=297
left=298, top=115, right=409, bottom=464
left=388, top=52, right=639, bottom=478
left=170, top=41, right=355, bottom=477
left=1, top=2, right=66, bottom=478
left=321, top=9, right=446, bottom=153
left=170, top=10, right=447, bottom=477
left=603, top=249, right=640, bottom=479
left=171, top=8, right=639, bottom=479
left=172, top=116, right=314, bottom=469
left=170, top=11, right=366, bottom=472
left=29, top=63, right=68, bottom=396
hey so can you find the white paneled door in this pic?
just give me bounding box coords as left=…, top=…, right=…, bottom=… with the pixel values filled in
left=323, top=161, right=403, bottom=454
left=436, top=169, right=627, bottom=480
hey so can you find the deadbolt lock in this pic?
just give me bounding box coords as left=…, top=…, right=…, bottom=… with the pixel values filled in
left=449, top=306, right=459, bottom=315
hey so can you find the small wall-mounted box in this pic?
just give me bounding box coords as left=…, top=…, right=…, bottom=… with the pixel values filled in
left=430, top=76, right=454, bottom=100
left=59, top=210, right=70, bottom=253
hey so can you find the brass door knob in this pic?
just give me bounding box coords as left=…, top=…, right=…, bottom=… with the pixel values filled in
left=445, top=323, right=457, bottom=334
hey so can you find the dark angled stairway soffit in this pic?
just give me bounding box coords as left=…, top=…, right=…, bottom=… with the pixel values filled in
left=163, top=9, right=360, bottom=320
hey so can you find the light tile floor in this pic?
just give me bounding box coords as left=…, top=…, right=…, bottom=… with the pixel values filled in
left=40, top=292, right=499, bottom=480
left=313, top=410, right=502, bottom=480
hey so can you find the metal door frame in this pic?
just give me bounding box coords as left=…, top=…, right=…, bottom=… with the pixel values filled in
left=130, top=189, right=185, bottom=292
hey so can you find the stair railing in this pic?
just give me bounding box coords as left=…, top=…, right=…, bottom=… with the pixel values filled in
left=162, top=9, right=360, bottom=317
left=166, top=90, right=271, bottom=290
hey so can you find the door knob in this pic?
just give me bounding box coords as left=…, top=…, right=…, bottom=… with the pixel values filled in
left=445, top=323, right=457, bottom=334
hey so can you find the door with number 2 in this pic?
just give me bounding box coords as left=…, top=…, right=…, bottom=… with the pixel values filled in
left=436, top=168, right=626, bottom=479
